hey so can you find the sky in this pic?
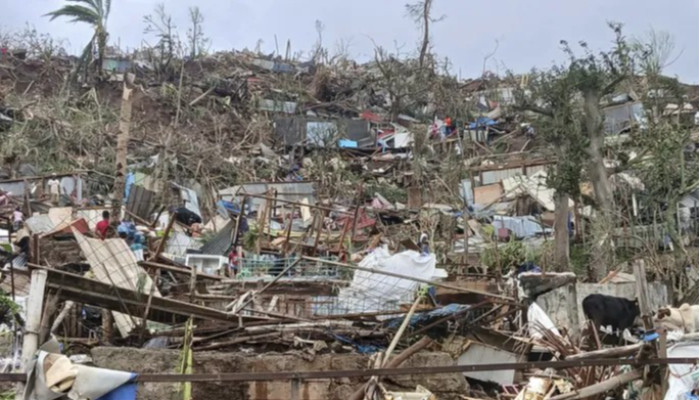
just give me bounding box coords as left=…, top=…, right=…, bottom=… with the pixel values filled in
left=4, top=0, right=699, bottom=83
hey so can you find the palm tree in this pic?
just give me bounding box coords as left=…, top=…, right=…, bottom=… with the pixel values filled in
left=45, top=0, right=111, bottom=76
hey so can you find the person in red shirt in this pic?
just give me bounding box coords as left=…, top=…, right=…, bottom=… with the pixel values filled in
left=95, top=210, right=110, bottom=239
left=228, top=247, right=242, bottom=278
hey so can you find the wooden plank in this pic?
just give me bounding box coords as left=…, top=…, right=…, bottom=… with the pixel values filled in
left=24, top=264, right=267, bottom=325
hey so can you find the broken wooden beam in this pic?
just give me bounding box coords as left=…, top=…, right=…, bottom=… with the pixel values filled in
left=548, top=370, right=643, bottom=400
left=23, top=264, right=266, bottom=325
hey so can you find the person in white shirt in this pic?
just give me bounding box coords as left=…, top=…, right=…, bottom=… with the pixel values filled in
left=13, top=207, right=23, bottom=231
left=47, top=174, right=60, bottom=204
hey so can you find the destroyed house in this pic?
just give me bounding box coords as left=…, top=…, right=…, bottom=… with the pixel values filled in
left=274, top=116, right=372, bottom=148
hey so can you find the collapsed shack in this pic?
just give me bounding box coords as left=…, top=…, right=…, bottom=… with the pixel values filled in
left=0, top=228, right=697, bottom=400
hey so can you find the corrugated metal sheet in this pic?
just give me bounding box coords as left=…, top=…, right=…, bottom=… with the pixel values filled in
left=126, top=185, right=156, bottom=221
left=0, top=182, right=26, bottom=196
left=258, top=99, right=297, bottom=114
left=74, top=230, right=161, bottom=338
left=24, top=215, right=55, bottom=234
left=502, top=171, right=573, bottom=212
left=274, top=117, right=305, bottom=145
left=481, top=168, right=523, bottom=185
left=219, top=182, right=316, bottom=211
left=345, top=119, right=372, bottom=142
left=165, top=232, right=201, bottom=258
left=199, top=220, right=234, bottom=256
left=460, top=180, right=474, bottom=206
left=474, top=183, right=503, bottom=205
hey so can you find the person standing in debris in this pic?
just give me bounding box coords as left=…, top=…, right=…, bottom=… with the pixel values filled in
left=95, top=211, right=110, bottom=239
left=12, top=207, right=23, bottom=231
left=228, top=247, right=242, bottom=278
left=47, top=174, right=61, bottom=205
left=418, top=232, right=430, bottom=255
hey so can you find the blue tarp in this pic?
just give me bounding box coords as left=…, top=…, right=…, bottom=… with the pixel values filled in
left=217, top=199, right=241, bottom=216
left=468, top=117, right=498, bottom=130
left=96, top=374, right=139, bottom=400
left=332, top=334, right=383, bottom=354
left=338, top=139, right=358, bottom=148
left=124, top=172, right=135, bottom=200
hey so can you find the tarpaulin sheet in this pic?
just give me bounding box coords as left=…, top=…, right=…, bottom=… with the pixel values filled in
left=491, top=215, right=551, bottom=239
left=385, top=303, right=469, bottom=329
left=321, top=247, right=436, bottom=315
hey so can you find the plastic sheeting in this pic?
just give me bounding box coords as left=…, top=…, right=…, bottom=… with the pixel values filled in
left=23, top=350, right=136, bottom=400
left=317, top=247, right=436, bottom=315
left=527, top=302, right=561, bottom=339
left=491, top=215, right=552, bottom=239
left=665, top=341, right=699, bottom=400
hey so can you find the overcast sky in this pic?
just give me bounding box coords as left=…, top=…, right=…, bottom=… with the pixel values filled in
left=5, top=0, right=699, bottom=83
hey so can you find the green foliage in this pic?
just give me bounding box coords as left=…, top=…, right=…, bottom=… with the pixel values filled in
left=480, top=239, right=537, bottom=274
left=0, top=292, right=21, bottom=326
left=45, top=0, right=111, bottom=77
left=364, top=182, right=407, bottom=204
left=242, top=226, right=259, bottom=251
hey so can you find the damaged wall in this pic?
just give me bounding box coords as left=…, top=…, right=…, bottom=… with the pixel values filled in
left=90, top=347, right=468, bottom=400
left=537, top=281, right=669, bottom=333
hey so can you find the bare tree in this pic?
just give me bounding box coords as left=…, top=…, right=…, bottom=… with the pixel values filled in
left=186, top=6, right=210, bottom=59
left=143, top=3, right=181, bottom=80
left=405, top=0, right=444, bottom=69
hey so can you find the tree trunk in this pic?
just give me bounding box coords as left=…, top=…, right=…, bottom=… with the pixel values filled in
left=418, top=0, right=431, bottom=68
left=583, top=89, right=615, bottom=281
left=554, top=191, right=570, bottom=270
left=583, top=90, right=613, bottom=214
left=97, top=29, right=107, bottom=75
left=111, top=74, right=135, bottom=223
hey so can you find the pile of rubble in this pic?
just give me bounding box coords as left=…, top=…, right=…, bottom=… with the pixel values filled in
left=0, top=42, right=697, bottom=400
left=0, top=166, right=695, bottom=400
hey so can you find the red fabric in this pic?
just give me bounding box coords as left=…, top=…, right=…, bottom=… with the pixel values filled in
left=96, top=220, right=109, bottom=239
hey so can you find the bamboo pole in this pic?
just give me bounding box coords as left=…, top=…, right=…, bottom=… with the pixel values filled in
left=17, top=269, right=47, bottom=400
left=351, top=296, right=424, bottom=400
